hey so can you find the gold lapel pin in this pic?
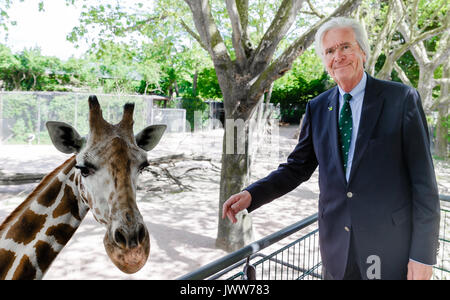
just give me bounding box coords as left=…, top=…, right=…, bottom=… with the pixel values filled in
left=328, top=106, right=333, bottom=111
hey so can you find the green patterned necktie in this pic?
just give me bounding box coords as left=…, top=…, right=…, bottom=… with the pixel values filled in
left=339, top=93, right=353, bottom=171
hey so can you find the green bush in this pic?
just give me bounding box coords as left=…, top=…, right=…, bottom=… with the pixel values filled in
left=181, top=97, right=209, bottom=131
left=271, top=72, right=330, bottom=123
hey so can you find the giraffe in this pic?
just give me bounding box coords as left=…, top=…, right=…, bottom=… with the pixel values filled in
left=0, top=95, right=166, bottom=279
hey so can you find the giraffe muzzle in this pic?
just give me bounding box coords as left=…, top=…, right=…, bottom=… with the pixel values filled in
left=103, top=222, right=150, bottom=274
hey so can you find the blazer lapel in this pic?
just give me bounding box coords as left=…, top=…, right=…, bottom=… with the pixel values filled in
left=348, top=75, right=385, bottom=185
left=327, top=86, right=347, bottom=186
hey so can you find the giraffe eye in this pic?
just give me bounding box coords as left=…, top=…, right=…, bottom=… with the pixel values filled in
left=75, top=165, right=95, bottom=177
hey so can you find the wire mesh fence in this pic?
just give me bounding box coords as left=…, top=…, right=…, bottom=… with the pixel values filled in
left=226, top=228, right=321, bottom=280
left=434, top=196, right=450, bottom=280
left=0, top=91, right=186, bottom=145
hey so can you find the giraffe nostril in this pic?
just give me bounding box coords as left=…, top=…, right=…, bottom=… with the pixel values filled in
left=138, top=224, right=146, bottom=244
left=114, top=229, right=127, bottom=248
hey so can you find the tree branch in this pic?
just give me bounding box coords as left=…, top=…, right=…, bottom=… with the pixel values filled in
left=122, top=14, right=167, bottom=34
left=431, top=94, right=450, bottom=110
left=394, top=25, right=449, bottom=63
left=434, top=78, right=450, bottom=86
left=430, top=31, right=450, bottom=70
left=366, top=0, right=397, bottom=75
left=398, top=19, right=430, bottom=66
left=225, top=0, right=247, bottom=66
left=179, top=18, right=208, bottom=51
left=248, top=0, right=362, bottom=106
left=184, top=0, right=232, bottom=70
left=305, top=0, right=325, bottom=18
left=418, top=0, right=447, bottom=36
left=249, top=0, right=305, bottom=76
left=235, top=0, right=253, bottom=56
left=393, top=61, right=413, bottom=86
left=378, top=24, right=449, bottom=79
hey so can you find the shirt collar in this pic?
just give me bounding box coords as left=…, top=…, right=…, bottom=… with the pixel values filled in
left=338, top=71, right=367, bottom=99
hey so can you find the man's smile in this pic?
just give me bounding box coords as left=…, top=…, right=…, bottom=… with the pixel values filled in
left=333, top=63, right=352, bottom=70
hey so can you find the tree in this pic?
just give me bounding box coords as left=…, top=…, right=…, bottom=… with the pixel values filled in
left=434, top=58, right=449, bottom=158
left=365, top=0, right=449, bottom=106
left=359, top=0, right=449, bottom=157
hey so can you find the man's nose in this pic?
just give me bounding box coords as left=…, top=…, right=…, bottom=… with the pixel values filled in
left=334, top=49, right=346, bottom=61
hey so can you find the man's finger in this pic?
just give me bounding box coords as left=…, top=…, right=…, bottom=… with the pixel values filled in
left=222, top=197, right=233, bottom=218
left=407, top=266, right=413, bottom=280
left=227, top=210, right=237, bottom=223
left=222, top=202, right=229, bottom=219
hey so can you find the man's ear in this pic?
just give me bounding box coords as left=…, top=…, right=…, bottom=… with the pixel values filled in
left=135, top=124, right=167, bottom=151
left=46, top=121, right=85, bottom=154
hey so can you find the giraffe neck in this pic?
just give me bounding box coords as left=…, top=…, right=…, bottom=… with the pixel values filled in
left=0, top=156, right=89, bottom=280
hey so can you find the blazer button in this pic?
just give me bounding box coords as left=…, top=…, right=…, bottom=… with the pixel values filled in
left=344, top=226, right=350, bottom=232
left=347, top=192, right=353, bottom=198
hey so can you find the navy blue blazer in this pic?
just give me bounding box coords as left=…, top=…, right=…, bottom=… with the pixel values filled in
left=245, top=74, right=440, bottom=280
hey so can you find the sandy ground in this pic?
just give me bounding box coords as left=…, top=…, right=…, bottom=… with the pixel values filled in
left=0, top=125, right=449, bottom=280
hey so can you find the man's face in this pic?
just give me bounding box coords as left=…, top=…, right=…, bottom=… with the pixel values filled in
left=321, top=27, right=366, bottom=91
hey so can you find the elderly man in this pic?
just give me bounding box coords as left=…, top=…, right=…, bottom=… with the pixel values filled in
left=222, top=17, right=440, bottom=280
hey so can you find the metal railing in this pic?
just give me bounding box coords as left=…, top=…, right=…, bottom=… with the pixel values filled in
left=435, top=194, right=450, bottom=280
left=177, top=214, right=318, bottom=280
left=178, top=195, right=450, bottom=280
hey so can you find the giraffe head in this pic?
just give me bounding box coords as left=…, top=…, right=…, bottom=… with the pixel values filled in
left=46, top=95, right=166, bottom=274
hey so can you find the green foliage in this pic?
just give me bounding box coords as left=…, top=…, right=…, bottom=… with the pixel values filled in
left=181, top=97, right=209, bottom=131
left=270, top=49, right=330, bottom=123
left=0, top=45, right=90, bottom=91
left=442, top=114, right=450, bottom=143
left=2, top=93, right=37, bottom=143
left=196, top=68, right=222, bottom=100
left=271, top=72, right=330, bottom=123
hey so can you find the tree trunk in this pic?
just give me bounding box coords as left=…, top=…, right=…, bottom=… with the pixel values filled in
left=376, top=56, right=394, bottom=80
left=216, top=123, right=254, bottom=252
left=174, top=80, right=179, bottom=97
left=193, top=70, right=198, bottom=97
left=435, top=101, right=449, bottom=159
left=216, top=83, right=256, bottom=251
left=417, top=65, right=435, bottom=113
left=435, top=61, right=449, bottom=158
left=0, top=92, right=3, bottom=145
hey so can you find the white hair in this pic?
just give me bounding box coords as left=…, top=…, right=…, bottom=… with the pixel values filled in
left=314, top=17, right=370, bottom=64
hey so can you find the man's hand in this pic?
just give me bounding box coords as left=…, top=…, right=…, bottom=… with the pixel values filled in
left=407, top=260, right=433, bottom=280
left=222, top=191, right=252, bottom=223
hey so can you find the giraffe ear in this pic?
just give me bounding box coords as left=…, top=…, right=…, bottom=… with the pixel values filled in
left=135, top=124, right=166, bottom=151
left=46, top=121, right=86, bottom=154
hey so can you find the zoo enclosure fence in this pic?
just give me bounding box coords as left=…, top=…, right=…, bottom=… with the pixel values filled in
left=178, top=195, right=450, bottom=280
left=0, top=91, right=187, bottom=145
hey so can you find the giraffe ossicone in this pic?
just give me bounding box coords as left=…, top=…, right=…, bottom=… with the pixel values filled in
left=0, top=95, right=166, bottom=279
